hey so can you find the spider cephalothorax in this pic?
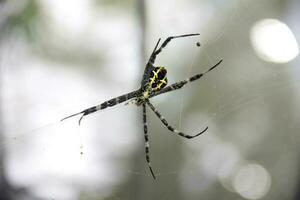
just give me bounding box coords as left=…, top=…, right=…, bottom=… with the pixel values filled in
left=61, top=33, right=223, bottom=179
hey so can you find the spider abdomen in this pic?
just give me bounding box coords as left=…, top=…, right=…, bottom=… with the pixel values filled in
left=149, top=66, right=168, bottom=92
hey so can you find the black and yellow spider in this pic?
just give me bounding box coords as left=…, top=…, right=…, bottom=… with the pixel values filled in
left=61, top=33, right=223, bottom=179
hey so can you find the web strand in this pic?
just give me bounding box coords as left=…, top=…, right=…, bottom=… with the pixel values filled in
left=178, top=42, right=201, bottom=130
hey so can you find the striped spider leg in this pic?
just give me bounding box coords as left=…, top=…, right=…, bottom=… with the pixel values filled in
left=61, top=33, right=222, bottom=179
left=61, top=90, right=140, bottom=125
left=149, top=59, right=223, bottom=98
left=142, top=103, right=156, bottom=179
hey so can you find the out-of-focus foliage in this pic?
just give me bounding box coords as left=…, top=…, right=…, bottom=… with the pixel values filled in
left=1, top=0, right=42, bottom=41
left=95, top=0, right=135, bottom=8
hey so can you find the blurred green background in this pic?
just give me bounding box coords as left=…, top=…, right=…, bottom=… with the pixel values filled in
left=0, top=0, right=300, bottom=199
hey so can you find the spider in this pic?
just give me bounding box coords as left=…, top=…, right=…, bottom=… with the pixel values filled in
left=61, top=33, right=223, bottom=179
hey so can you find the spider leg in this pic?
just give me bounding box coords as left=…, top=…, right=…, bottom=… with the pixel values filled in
left=152, top=38, right=161, bottom=54
left=146, top=101, right=207, bottom=139
left=142, top=103, right=156, bottom=179
left=140, top=38, right=161, bottom=88
left=61, top=90, right=139, bottom=125
left=149, top=33, right=200, bottom=64
left=147, top=38, right=161, bottom=64
left=150, top=59, right=223, bottom=98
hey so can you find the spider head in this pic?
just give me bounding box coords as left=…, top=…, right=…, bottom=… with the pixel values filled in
left=149, top=66, right=168, bottom=92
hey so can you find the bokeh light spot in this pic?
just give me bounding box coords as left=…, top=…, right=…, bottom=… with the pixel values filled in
left=233, top=163, right=271, bottom=199
left=250, top=18, right=299, bottom=63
